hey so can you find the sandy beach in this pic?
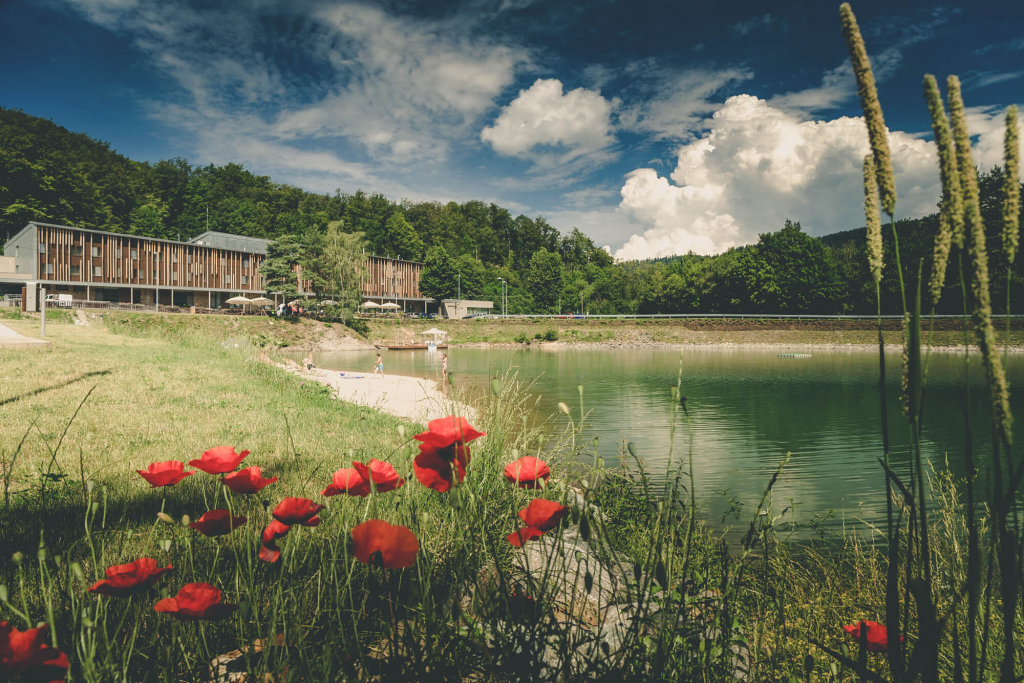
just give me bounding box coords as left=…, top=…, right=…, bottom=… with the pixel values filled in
left=269, top=358, right=472, bottom=424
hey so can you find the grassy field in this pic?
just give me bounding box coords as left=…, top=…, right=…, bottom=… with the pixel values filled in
left=0, top=314, right=1019, bottom=681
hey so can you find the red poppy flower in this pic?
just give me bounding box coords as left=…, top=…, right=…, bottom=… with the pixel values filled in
left=136, top=461, right=194, bottom=488
left=88, top=558, right=172, bottom=598
left=322, top=467, right=370, bottom=497
left=351, top=519, right=419, bottom=569
left=506, top=527, right=545, bottom=548
left=413, top=445, right=465, bottom=492
left=0, top=622, right=70, bottom=682
left=518, top=499, right=570, bottom=532
left=503, top=456, right=550, bottom=489
left=189, top=446, right=250, bottom=475
left=414, top=416, right=485, bottom=465
left=153, top=583, right=237, bottom=621
left=223, top=466, right=278, bottom=494
left=272, top=498, right=323, bottom=526
left=188, top=509, right=247, bottom=537
left=353, top=460, right=405, bottom=493
left=259, top=520, right=291, bottom=563
left=843, top=620, right=898, bottom=652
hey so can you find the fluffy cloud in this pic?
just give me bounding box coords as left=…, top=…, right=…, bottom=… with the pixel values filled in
left=614, top=96, right=1024, bottom=261
left=614, top=95, right=942, bottom=260
left=481, top=78, right=617, bottom=171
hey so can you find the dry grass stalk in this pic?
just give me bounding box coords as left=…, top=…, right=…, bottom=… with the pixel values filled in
left=862, top=155, right=884, bottom=283
left=1003, top=105, right=1020, bottom=262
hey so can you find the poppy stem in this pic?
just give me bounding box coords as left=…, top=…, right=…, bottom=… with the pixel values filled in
left=384, top=567, right=397, bottom=658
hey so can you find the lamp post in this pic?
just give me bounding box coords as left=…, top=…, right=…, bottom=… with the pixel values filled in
left=457, top=274, right=461, bottom=319
left=498, top=278, right=505, bottom=316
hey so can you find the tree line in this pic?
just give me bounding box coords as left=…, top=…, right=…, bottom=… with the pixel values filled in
left=2, top=106, right=1021, bottom=315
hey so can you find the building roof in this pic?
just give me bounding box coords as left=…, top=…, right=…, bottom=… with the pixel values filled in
left=4, top=222, right=269, bottom=255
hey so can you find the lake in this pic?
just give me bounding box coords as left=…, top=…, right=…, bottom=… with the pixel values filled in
left=308, top=345, right=1024, bottom=534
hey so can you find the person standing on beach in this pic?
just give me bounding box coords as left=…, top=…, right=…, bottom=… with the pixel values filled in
left=373, top=353, right=384, bottom=378
left=442, top=353, right=448, bottom=381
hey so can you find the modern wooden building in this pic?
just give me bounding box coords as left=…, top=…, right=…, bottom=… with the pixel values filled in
left=1, top=221, right=432, bottom=312
left=0, top=222, right=277, bottom=308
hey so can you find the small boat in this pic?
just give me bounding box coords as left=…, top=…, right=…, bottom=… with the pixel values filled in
left=375, top=344, right=448, bottom=350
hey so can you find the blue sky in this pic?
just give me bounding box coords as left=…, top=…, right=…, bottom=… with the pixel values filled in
left=1, top=0, right=1022, bottom=258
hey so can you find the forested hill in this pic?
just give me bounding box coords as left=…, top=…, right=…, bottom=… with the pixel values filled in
left=2, top=106, right=1021, bottom=315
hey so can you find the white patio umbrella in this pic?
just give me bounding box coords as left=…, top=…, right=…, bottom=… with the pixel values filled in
left=362, top=301, right=381, bottom=309
left=321, top=299, right=336, bottom=305
left=250, top=296, right=274, bottom=305
left=421, top=327, right=447, bottom=339
left=225, top=296, right=253, bottom=305
left=379, top=302, right=400, bottom=309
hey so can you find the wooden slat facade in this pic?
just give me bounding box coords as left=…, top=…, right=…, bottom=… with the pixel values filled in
left=35, top=225, right=267, bottom=294
left=361, top=255, right=423, bottom=299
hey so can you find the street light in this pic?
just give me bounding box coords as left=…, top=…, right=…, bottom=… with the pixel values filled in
left=498, top=278, right=506, bottom=316
left=457, top=274, right=461, bottom=318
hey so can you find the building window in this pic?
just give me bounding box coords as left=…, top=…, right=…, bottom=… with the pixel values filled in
left=14, top=247, right=18, bottom=258
left=39, top=242, right=47, bottom=254
left=224, top=275, right=232, bottom=284
left=91, top=246, right=101, bottom=257
left=133, top=269, right=139, bottom=279
left=171, top=272, right=178, bottom=281
left=72, top=246, right=83, bottom=256
left=45, top=264, right=54, bottom=274
left=70, top=265, right=80, bottom=276
left=242, top=259, right=250, bottom=268
left=117, top=267, right=122, bottom=277
left=131, top=249, right=138, bottom=260
left=93, top=266, right=102, bottom=277
left=14, top=265, right=18, bottom=273
left=153, top=253, right=161, bottom=262
left=221, top=258, right=226, bottom=266
left=241, top=275, right=248, bottom=285
left=153, top=270, right=158, bottom=279
left=187, top=254, right=192, bottom=264
left=116, top=248, right=122, bottom=259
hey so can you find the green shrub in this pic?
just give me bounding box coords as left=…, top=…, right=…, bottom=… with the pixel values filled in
left=514, top=331, right=529, bottom=344
left=543, top=329, right=558, bottom=341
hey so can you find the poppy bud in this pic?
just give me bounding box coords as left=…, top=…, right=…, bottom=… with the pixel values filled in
left=584, top=572, right=593, bottom=593
left=160, top=540, right=172, bottom=552
left=87, top=479, right=95, bottom=494
left=558, top=402, right=570, bottom=416
left=238, top=600, right=250, bottom=619
left=37, top=548, right=47, bottom=561
left=181, top=515, right=191, bottom=527
left=670, top=386, right=678, bottom=400
left=398, top=425, right=406, bottom=439
left=571, top=506, right=580, bottom=524
left=579, top=515, right=591, bottom=542
left=54, top=555, right=62, bottom=567
left=511, top=448, right=519, bottom=459
left=0, top=585, right=7, bottom=601
left=596, top=457, right=604, bottom=469
left=593, top=437, right=599, bottom=449
left=359, top=418, right=368, bottom=434
left=627, top=442, right=637, bottom=458
left=91, top=502, right=100, bottom=514
left=577, top=384, right=583, bottom=396
left=580, top=478, right=589, bottom=490
left=71, top=563, right=85, bottom=581
left=157, top=513, right=174, bottom=524
left=633, top=564, right=642, bottom=583
left=655, top=561, right=667, bottom=588
left=491, top=378, right=501, bottom=396
left=12, top=552, right=24, bottom=564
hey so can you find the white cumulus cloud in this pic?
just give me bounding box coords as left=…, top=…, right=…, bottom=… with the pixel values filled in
left=613, top=94, right=943, bottom=261
left=481, top=78, right=617, bottom=171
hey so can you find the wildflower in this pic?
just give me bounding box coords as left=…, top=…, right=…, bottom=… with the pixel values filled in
left=88, top=558, right=172, bottom=598
left=188, top=510, right=247, bottom=537
left=413, top=416, right=485, bottom=467
left=413, top=447, right=465, bottom=492
left=1004, top=105, right=1020, bottom=262
left=322, top=467, right=370, bottom=497
left=351, top=519, right=419, bottom=569
left=272, top=498, right=323, bottom=526
left=259, top=521, right=291, bottom=563
left=352, top=460, right=405, bottom=493
left=0, top=622, right=70, bottom=682
left=153, top=583, right=237, bottom=621
left=840, top=3, right=897, bottom=215
left=507, top=498, right=569, bottom=547
left=948, top=75, right=1013, bottom=445
left=223, top=466, right=278, bottom=495
left=189, top=446, right=250, bottom=475
left=503, top=456, right=550, bottom=489
left=136, top=461, right=194, bottom=488
left=862, top=155, right=884, bottom=283
left=843, top=620, right=899, bottom=653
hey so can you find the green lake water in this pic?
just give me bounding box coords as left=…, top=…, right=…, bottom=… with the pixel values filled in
left=308, top=346, right=1024, bottom=533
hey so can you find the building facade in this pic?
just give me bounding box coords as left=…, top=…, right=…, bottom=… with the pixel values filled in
left=0, top=222, right=435, bottom=312
left=1, top=222, right=271, bottom=308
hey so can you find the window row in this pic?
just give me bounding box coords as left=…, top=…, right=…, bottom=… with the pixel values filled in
left=37, top=243, right=251, bottom=268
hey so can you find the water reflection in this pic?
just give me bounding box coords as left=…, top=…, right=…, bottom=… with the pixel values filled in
left=307, top=346, right=1023, bottom=533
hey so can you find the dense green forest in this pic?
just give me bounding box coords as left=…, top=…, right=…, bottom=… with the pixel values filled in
left=2, top=106, right=1021, bottom=314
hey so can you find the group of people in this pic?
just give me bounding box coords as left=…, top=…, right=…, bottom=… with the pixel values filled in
left=276, top=303, right=306, bottom=317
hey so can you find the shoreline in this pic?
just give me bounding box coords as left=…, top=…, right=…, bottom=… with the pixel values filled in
left=264, top=356, right=473, bottom=424
left=450, top=340, right=1024, bottom=353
